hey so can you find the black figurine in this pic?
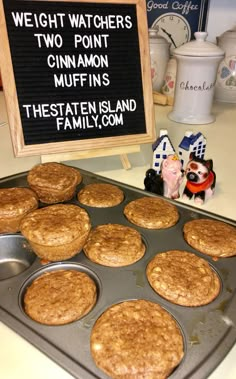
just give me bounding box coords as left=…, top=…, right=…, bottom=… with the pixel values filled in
left=144, top=168, right=164, bottom=195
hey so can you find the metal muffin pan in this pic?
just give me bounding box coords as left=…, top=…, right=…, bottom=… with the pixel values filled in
left=0, top=168, right=235, bottom=379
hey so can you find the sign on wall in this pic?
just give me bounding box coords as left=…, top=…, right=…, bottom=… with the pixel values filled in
left=146, top=0, right=210, bottom=52
left=0, top=0, right=154, bottom=157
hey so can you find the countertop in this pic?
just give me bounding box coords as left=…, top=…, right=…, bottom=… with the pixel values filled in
left=0, top=90, right=235, bottom=378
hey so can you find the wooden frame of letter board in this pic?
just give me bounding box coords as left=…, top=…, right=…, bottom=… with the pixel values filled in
left=0, top=0, right=155, bottom=157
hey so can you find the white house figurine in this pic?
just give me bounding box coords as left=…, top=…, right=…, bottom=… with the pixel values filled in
left=152, top=129, right=176, bottom=174
left=178, top=131, right=206, bottom=169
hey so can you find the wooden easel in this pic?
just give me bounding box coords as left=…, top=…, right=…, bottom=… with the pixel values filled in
left=40, top=144, right=141, bottom=170
left=0, top=0, right=155, bottom=160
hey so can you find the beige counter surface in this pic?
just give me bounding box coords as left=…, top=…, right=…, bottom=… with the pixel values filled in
left=0, top=90, right=236, bottom=378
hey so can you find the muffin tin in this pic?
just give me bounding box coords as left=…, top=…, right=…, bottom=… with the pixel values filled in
left=0, top=168, right=235, bottom=379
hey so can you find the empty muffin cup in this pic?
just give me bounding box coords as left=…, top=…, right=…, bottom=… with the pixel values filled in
left=0, top=234, right=36, bottom=280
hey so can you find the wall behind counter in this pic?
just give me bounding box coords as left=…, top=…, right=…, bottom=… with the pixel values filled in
left=207, top=0, right=236, bottom=42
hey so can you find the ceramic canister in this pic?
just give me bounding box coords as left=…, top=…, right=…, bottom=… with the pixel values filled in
left=162, top=57, right=177, bottom=100
left=215, top=27, right=236, bottom=103
left=168, top=32, right=224, bottom=125
left=149, top=28, right=170, bottom=92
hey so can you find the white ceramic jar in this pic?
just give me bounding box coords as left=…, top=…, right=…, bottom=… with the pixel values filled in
left=149, top=28, right=170, bottom=92
left=168, top=32, right=224, bottom=125
left=162, top=57, right=177, bottom=100
left=215, top=27, right=236, bottom=103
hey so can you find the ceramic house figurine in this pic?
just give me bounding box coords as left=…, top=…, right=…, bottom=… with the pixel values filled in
left=183, top=153, right=216, bottom=204
left=178, top=131, right=207, bottom=169
left=152, top=129, right=175, bottom=174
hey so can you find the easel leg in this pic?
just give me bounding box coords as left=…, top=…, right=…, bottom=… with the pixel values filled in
left=120, top=154, right=131, bottom=170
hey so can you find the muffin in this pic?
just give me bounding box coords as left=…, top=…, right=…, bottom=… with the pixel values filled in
left=124, top=196, right=179, bottom=229
left=91, top=299, right=184, bottom=379
left=27, top=162, right=82, bottom=203
left=0, top=187, right=38, bottom=233
left=183, top=218, right=236, bottom=258
left=83, top=224, right=145, bottom=267
left=20, top=204, right=91, bottom=261
left=24, top=270, right=97, bottom=325
left=146, top=250, right=221, bottom=306
left=77, top=183, right=124, bottom=207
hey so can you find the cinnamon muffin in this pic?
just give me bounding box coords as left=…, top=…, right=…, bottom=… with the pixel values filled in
left=183, top=219, right=236, bottom=258
left=124, top=196, right=179, bottom=229
left=146, top=250, right=221, bottom=306
left=91, top=299, right=184, bottom=379
left=24, top=269, right=97, bottom=325
left=20, top=204, right=91, bottom=261
left=83, top=224, right=145, bottom=267
left=27, top=162, right=82, bottom=203
left=77, top=183, right=124, bottom=207
left=0, top=187, right=38, bottom=233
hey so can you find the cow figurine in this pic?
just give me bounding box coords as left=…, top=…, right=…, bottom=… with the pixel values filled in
left=144, top=155, right=184, bottom=199
left=183, top=153, right=216, bottom=204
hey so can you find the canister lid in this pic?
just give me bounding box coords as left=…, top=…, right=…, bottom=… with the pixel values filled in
left=173, top=32, right=224, bottom=57
left=148, top=28, right=169, bottom=45
left=218, top=27, right=236, bottom=41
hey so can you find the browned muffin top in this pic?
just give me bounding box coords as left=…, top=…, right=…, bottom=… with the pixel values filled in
left=20, top=204, right=91, bottom=246
left=0, top=187, right=38, bottom=217
left=78, top=183, right=124, bottom=207
left=27, top=162, right=82, bottom=192
left=24, top=270, right=97, bottom=325
left=183, top=219, right=236, bottom=257
left=83, top=223, right=145, bottom=266
left=124, top=196, right=179, bottom=229
left=91, top=299, right=184, bottom=379
left=146, top=250, right=221, bottom=306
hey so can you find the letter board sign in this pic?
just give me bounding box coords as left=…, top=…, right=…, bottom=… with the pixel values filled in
left=0, top=0, right=154, bottom=157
